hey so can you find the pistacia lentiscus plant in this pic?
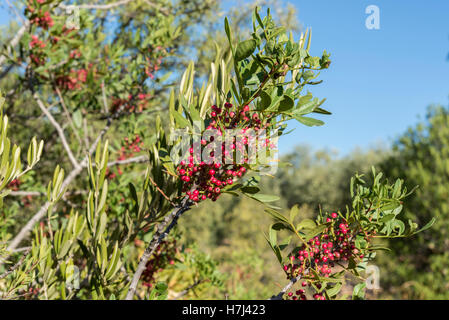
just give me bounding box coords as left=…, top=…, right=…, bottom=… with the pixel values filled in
left=124, top=7, right=334, bottom=299
left=266, top=168, right=435, bottom=300
left=0, top=3, right=433, bottom=300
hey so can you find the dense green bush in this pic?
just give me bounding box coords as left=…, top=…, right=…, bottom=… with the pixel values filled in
left=379, top=105, right=449, bottom=299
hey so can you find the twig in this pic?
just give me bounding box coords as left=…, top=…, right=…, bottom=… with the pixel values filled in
left=0, top=21, right=29, bottom=69
left=101, top=80, right=109, bottom=114
left=54, top=86, right=84, bottom=154
left=12, top=246, right=31, bottom=253
left=8, top=191, right=43, bottom=197
left=172, top=279, right=203, bottom=300
left=142, top=0, right=170, bottom=16
left=147, top=175, right=176, bottom=206
left=106, top=155, right=148, bottom=167
left=59, top=0, right=169, bottom=16
left=125, top=198, right=192, bottom=300
left=82, top=118, right=90, bottom=149
left=34, top=92, right=81, bottom=170
left=59, top=0, right=135, bottom=10
left=269, top=276, right=301, bottom=300
left=0, top=248, right=31, bottom=280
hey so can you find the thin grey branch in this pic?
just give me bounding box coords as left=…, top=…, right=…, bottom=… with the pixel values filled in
left=59, top=0, right=134, bottom=10
left=269, top=276, right=301, bottom=300
left=0, top=22, right=29, bottom=68
left=172, top=279, right=203, bottom=300
left=34, top=92, right=81, bottom=170
left=0, top=248, right=31, bottom=280
left=106, top=155, right=148, bottom=167
left=8, top=191, right=43, bottom=197
left=125, top=198, right=192, bottom=300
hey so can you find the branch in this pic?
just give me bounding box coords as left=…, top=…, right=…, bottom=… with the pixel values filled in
left=125, top=198, right=192, bottom=300
left=106, top=155, right=148, bottom=167
left=11, top=246, right=31, bottom=253
left=59, top=0, right=170, bottom=16
left=171, top=279, right=203, bottom=300
left=4, top=120, right=112, bottom=255
left=0, top=248, right=31, bottom=280
left=269, top=276, right=301, bottom=300
left=8, top=191, right=43, bottom=197
left=0, top=22, right=29, bottom=69
left=59, top=0, right=135, bottom=10
left=34, top=92, right=81, bottom=170
left=142, top=0, right=169, bottom=16
left=54, top=86, right=84, bottom=154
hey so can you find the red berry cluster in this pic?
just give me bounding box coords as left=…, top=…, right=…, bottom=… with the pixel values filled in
left=176, top=102, right=277, bottom=203
left=24, top=286, right=40, bottom=300
left=141, top=238, right=177, bottom=288
left=144, top=46, right=166, bottom=80
left=25, top=1, right=54, bottom=30
left=283, top=212, right=372, bottom=300
left=69, top=49, right=82, bottom=60
left=24, top=0, right=81, bottom=81
left=106, top=135, right=144, bottom=180
left=120, top=135, right=144, bottom=158
left=7, top=178, right=32, bottom=207
left=177, top=102, right=266, bottom=203
left=29, top=35, right=46, bottom=66
left=55, top=68, right=88, bottom=91
left=110, top=93, right=152, bottom=114
left=286, top=285, right=325, bottom=301
left=8, top=178, right=22, bottom=191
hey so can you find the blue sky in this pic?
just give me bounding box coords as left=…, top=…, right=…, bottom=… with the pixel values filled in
left=1, top=1, right=449, bottom=157
left=276, top=0, right=449, bottom=156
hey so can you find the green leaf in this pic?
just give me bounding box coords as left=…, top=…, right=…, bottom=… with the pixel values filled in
left=278, top=94, right=295, bottom=112
left=254, top=7, right=264, bottom=30
left=392, top=220, right=405, bottom=234
left=313, top=107, right=332, bottom=115
left=296, top=219, right=316, bottom=230
left=414, top=217, right=436, bottom=234
left=265, top=230, right=283, bottom=265
left=72, top=110, right=82, bottom=128
left=327, top=282, right=343, bottom=297
left=224, top=17, right=234, bottom=54
left=380, top=214, right=395, bottom=223
left=368, top=246, right=391, bottom=252
left=247, top=193, right=279, bottom=203
left=155, top=282, right=168, bottom=293
left=259, top=90, right=271, bottom=110
left=304, top=224, right=328, bottom=241
left=241, top=186, right=260, bottom=194
left=264, top=208, right=290, bottom=224
left=235, top=39, right=257, bottom=61
left=269, top=225, right=277, bottom=247
left=289, top=205, right=300, bottom=222
left=171, top=110, right=190, bottom=128
left=352, top=283, right=366, bottom=300
left=293, top=115, right=324, bottom=127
